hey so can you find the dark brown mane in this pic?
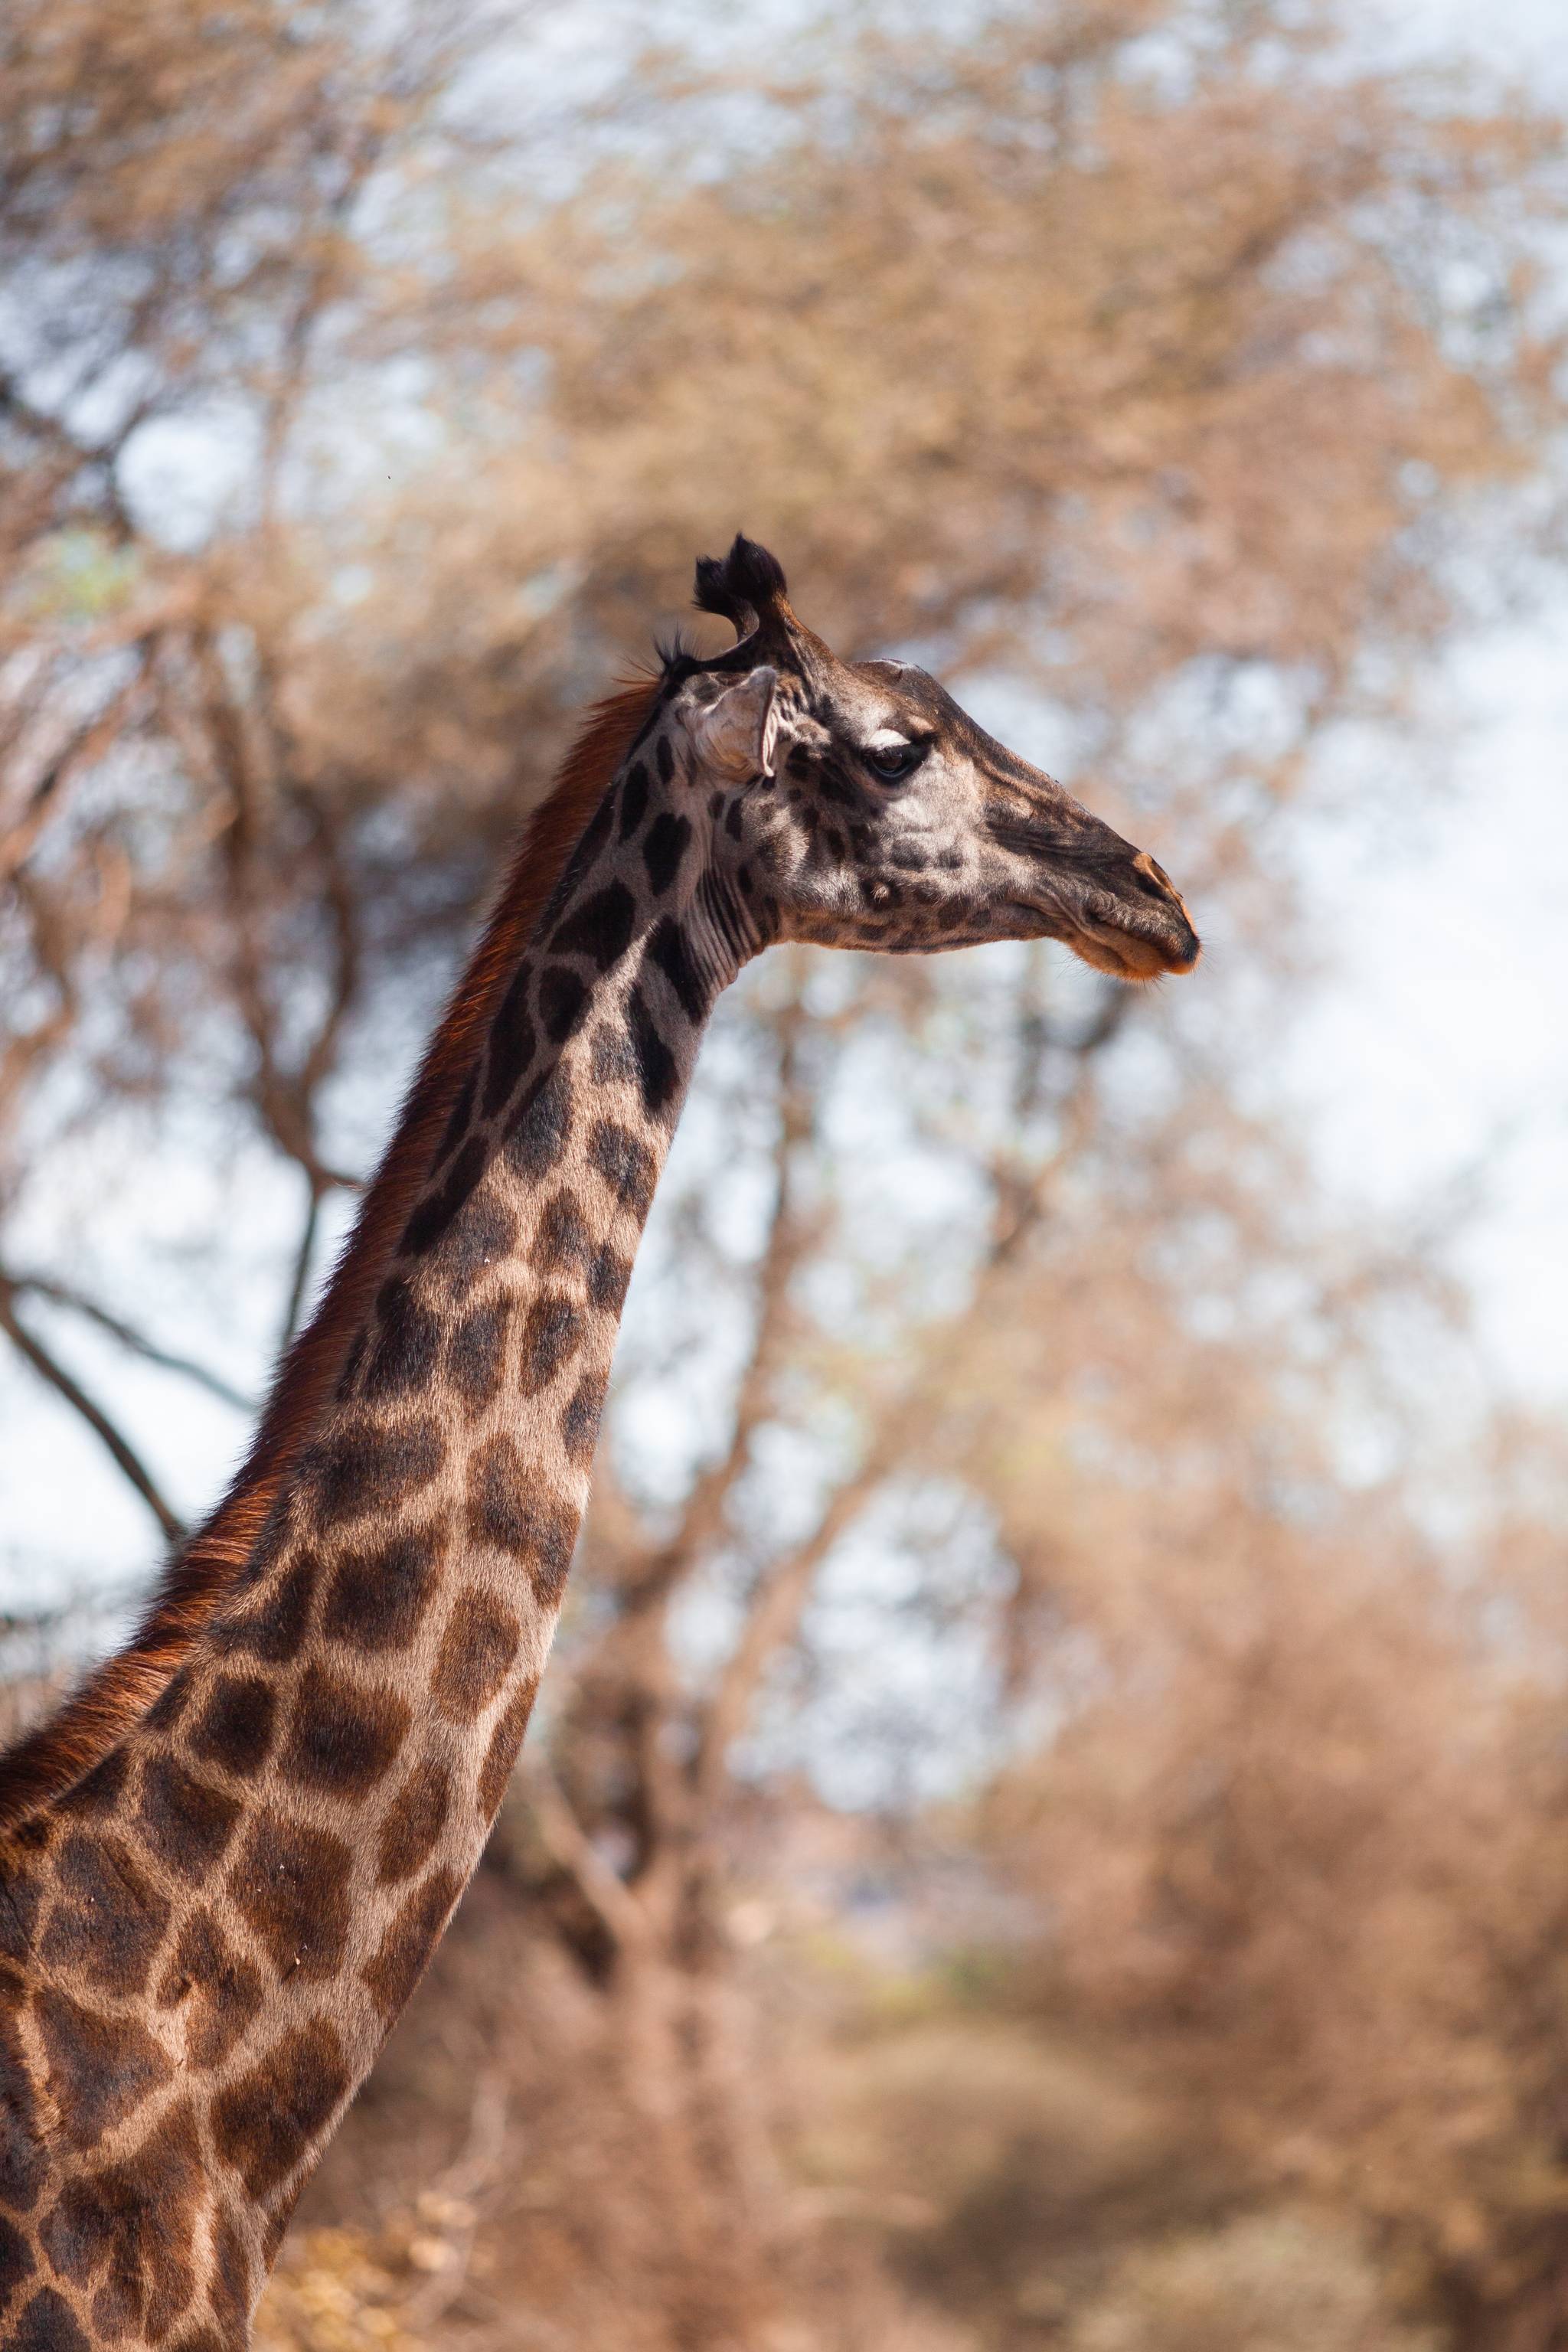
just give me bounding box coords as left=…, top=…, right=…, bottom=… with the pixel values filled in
left=0, top=681, right=657, bottom=1834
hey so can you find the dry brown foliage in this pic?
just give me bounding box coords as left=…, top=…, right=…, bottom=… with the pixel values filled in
left=3, top=2, right=1568, bottom=2346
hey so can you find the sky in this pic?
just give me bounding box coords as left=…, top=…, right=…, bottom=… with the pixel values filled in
left=2, top=0, right=1566, bottom=1638
left=1289, top=614, right=1568, bottom=1405
left=1316, top=0, right=1568, bottom=1392
left=1298, top=0, right=1568, bottom=1410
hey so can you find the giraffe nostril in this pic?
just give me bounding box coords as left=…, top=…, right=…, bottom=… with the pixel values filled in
left=1130, top=854, right=1176, bottom=901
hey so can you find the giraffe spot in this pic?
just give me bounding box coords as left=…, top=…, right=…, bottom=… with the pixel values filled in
left=211, top=2017, right=349, bottom=2200
left=561, top=1369, right=609, bottom=1466
left=445, top=1296, right=514, bottom=1413
left=429, top=1584, right=521, bottom=1721
left=504, top=1065, right=573, bottom=1181
left=144, top=1666, right=196, bottom=1730
left=519, top=1292, right=583, bottom=1395
left=532, top=1191, right=589, bottom=1272
left=656, top=733, right=675, bottom=784
left=737, top=864, right=754, bottom=896
left=322, top=1527, right=442, bottom=1654
left=646, top=915, right=709, bottom=1026
left=590, top=1020, right=638, bottom=1088
left=724, top=799, right=744, bottom=841
left=550, top=881, right=636, bottom=971
left=0, top=1867, right=44, bottom=1975
left=642, top=811, right=691, bottom=897
left=220, top=1557, right=315, bottom=1664
left=188, top=1674, right=277, bottom=1781
left=44, top=2099, right=202, bottom=2341
left=587, top=1245, right=632, bottom=1314
left=42, top=2179, right=115, bottom=2288
left=307, top=1416, right=445, bottom=1525
left=401, top=1131, right=490, bottom=1259
left=462, top=1439, right=577, bottom=1602
left=208, top=2209, right=253, bottom=2341
left=279, top=1667, right=411, bottom=1800
left=476, top=1677, right=541, bottom=1821
left=138, top=1754, right=241, bottom=1882
left=56, top=1746, right=130, bottom=1819
left=0, top=2216, right=34, bottom=2318
left=0, top=2002, right=48, bottom=2209
left=588, top=1120, right=657, bottom=1216
left=537, top=966, right=588, bottom=1043
left=581, top=784, right=620, bottom=867
left=444, top=1195, right=517, bottom=1302
left=618, top=760, right=650, bottom=838
left=155, top=1909, right=264, bottom=2071
left=361, top=1276, right=442, bottom=1400
left=38, top=1832, right=170, bottom=1997
left=434, top=1063, right=479, bottom=1161
left=170, top=2334, right=228, bottom=2352
left=482, top=960, right=537, bottom=1119
left=626, top=985, right=678, bottom=1117
left=229, top=1812, right=352, bottom=1981
left=361, top=1866, right=463, bottom=2022
left=8, top=2288, right=89, bottom=2352
left=375, top=1758, right=452, bottom=1886
left=34, top=1990, right=173, bottom=2154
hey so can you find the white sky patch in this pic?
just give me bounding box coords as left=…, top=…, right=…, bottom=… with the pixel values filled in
left=1286, top=601, right=1568, bottom=1403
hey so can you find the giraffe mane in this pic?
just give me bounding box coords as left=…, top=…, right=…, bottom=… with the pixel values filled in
left=0, top=681, right=658, bottom=1834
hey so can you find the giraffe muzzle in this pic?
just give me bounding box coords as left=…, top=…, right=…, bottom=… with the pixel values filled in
left=1004, top=848, right=1200, bottom=981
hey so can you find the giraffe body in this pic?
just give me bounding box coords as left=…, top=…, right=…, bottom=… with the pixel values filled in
left=0, top=541, right=1197, bottom=2347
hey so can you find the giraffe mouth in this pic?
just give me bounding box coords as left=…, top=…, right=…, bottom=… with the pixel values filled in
left=1073, top=910, right=1201, bottom=981
left=1005, top=897, right=1201, bottom=982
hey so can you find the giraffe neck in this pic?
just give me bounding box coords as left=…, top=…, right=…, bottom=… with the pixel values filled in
left=0, top=730, right=754, bottom=2341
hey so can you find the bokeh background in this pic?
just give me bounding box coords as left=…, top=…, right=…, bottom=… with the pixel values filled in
left=3, top=2, right=1568, bottom=2344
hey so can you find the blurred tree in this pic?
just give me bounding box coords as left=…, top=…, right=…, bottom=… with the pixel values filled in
left=982, top=1223, right=1568, bottom=2342
left=3, top=2, right=1567, bottom=2344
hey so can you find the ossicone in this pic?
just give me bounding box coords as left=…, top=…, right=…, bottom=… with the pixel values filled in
left=692, top=534, right=789, bottom=639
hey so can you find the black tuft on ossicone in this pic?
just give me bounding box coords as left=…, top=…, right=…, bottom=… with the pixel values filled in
left=654, top=624, right=694, bottom=674
left=692, top=534, right=789, bottom=637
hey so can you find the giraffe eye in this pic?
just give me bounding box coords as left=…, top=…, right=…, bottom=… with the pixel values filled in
left=863, top=740, right=926, bottom=783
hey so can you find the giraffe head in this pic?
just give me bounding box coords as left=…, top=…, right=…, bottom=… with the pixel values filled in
left=658, top=535, right=1199, bottom=979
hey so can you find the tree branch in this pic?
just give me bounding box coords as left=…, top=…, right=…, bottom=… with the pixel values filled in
left=278, top=1182, right=324, bottom=1352
left=691, top=1448, right=890, bottom=1809
left=514, top=1753, right=649, bottom=1954
left=5, top=1273, right=253, bottom=1412
left=0, top=1280, right=185, bottom=1544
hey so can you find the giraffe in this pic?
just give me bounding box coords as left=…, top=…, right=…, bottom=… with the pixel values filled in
left=0, top=537, right=1198, bottom=2350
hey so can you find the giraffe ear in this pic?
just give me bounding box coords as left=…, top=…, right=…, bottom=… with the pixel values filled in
left=693, top=665, right=779, bottom=781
